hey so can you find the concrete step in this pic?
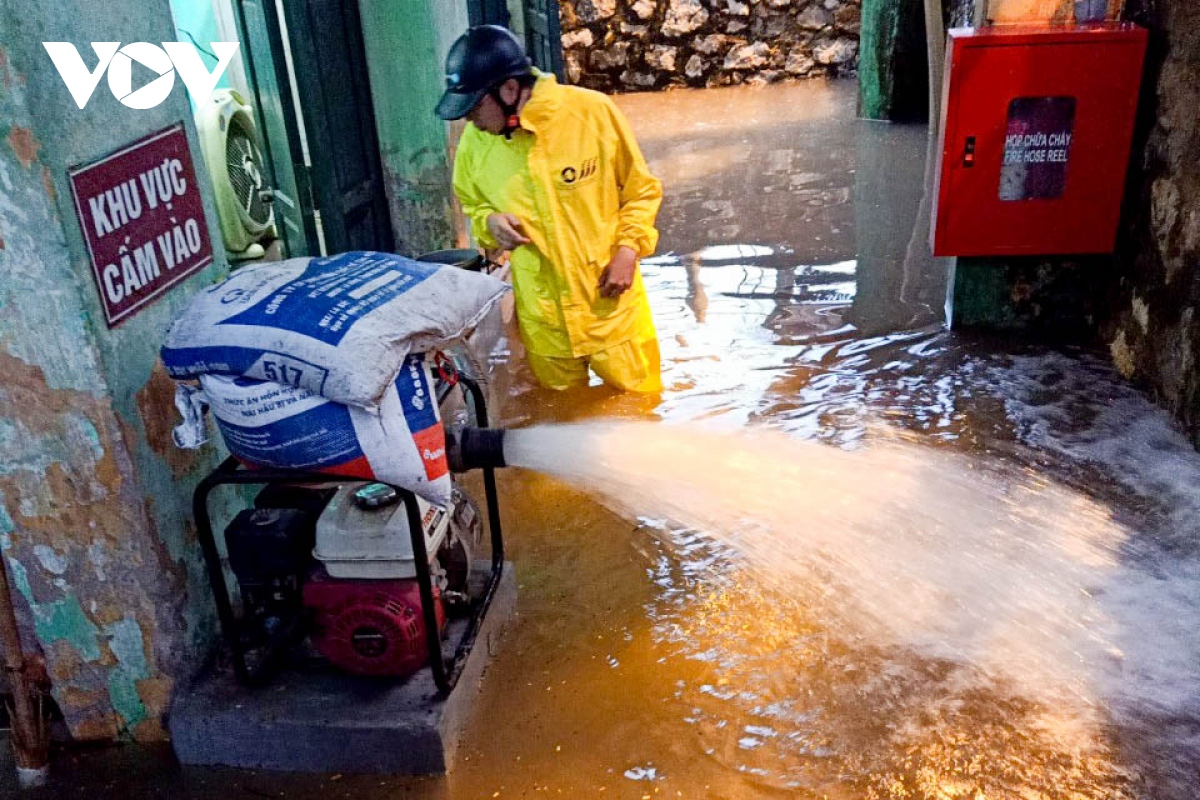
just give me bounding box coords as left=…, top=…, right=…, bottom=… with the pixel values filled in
left=169, top=562, right=516, bottom=775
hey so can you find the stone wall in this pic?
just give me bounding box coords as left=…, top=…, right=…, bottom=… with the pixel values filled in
left=1104, top=0, right=1200, bottom=446
left=559, top=0, right=862, bottom=92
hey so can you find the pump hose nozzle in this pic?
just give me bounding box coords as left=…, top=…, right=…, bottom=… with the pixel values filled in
left=446, top=427, right=507, bottom=473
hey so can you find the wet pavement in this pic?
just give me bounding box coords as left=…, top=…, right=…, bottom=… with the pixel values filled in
left=5, top=79, right=1200, bottom=798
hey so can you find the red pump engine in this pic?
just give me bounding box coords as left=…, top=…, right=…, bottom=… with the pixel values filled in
left=225, top=480, right=480, bottom=680
left=302, top=574, right=445, bottom=677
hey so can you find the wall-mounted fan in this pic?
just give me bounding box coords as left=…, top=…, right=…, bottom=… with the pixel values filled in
left=195, top=89, right=277, bottom=261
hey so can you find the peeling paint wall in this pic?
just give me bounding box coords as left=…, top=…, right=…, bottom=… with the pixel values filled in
left=0, top=0, right=240, bottom=740
left=1104, top=0, right=1200, bottom=447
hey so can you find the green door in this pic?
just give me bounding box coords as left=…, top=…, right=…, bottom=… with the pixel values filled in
left=232, top=0, right=318, bottom=257
left=278, top=0, right=395, bottom=253
left=234, top=0, right=394, bottom=256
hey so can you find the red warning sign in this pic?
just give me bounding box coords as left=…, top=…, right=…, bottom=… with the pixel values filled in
left=69, top=123, right=214, bottom=328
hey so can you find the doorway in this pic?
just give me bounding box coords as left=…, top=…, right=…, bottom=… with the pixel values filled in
left=172, top=0, right=396, bottom=257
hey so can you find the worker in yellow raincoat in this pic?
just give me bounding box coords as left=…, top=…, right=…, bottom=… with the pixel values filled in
left=436, top=25, right=664, bottom=393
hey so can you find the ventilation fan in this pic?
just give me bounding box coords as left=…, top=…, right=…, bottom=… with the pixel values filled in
left=195, top=89, right=277, bottom=261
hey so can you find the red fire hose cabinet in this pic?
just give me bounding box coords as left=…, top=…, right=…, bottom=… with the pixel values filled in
left=931, top=23, right=1148, bottom=257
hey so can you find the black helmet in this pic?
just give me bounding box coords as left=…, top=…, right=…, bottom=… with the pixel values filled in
left=435, top=25, right=532, bottom=120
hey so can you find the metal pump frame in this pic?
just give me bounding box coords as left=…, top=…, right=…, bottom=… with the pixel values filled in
left=193, top=374, right=504, bottom=696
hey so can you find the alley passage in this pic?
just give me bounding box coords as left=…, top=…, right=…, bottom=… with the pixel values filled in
left=8, top=80, right=1197, bottom=800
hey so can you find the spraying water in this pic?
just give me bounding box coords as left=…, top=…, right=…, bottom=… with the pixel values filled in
left=503, top=420, right=1198, bottom=725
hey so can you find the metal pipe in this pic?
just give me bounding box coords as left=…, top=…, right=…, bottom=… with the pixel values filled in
left=448, top=376, right=506, bottom=681
left=0, top=551, right=48, bottom=788
left=399, top=485, right=453, bottom=695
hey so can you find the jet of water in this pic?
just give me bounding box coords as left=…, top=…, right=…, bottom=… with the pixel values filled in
left=504, top=420, right=1134, bottom=708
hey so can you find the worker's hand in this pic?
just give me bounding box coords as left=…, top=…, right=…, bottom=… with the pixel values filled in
left=598, top=246, right=638, bottom=298
left=486, top=213, right=531, bottom=251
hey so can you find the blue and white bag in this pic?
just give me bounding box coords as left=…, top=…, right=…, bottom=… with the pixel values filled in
left=183, top=354, right=452, bottom=506
left=161, top=251, right=508, bottom=410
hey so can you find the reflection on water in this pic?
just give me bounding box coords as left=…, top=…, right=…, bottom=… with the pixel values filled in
left=469, top=242, right=1200, bottom=797
left=463, top=82, right=1198, bottom=800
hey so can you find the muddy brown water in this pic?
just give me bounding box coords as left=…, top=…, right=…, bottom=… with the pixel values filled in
left=5, top=81, right=1198, bottom=799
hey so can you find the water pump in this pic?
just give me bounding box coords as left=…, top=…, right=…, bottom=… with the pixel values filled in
left=223, top=480, right=482, bottom=679
left=194, top=374, right=509, bottom=692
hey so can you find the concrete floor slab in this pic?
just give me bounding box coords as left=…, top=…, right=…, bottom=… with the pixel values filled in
left=168, top=562, right=516, bottom=775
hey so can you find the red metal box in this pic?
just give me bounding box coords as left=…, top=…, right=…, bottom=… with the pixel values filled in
left=931, top=23, right=1148, bottom=257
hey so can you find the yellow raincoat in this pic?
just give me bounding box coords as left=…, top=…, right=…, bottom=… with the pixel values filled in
left=452, top=73, right=663, bottom=391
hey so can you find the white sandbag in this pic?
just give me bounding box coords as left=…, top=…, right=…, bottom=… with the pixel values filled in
left=161, top=251, right=509, bottom=409
left=196, top=353, right=451, bottom=506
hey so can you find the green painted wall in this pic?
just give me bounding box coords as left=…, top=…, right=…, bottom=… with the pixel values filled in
left=1, top=0, right=241, bottom=740
left=431, top=0, right=472, bottom=65
left=859, top=0, right=928, bottom=122
left=359, top=0, right=461, bottom=256
left=949, top=256, right=1112, bottom=338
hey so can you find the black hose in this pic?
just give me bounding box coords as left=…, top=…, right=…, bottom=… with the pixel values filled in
left=447, top=427, right=507, bottom=472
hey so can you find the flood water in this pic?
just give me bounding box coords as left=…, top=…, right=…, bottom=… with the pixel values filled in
left=450, top=80, right=1200, bottom=799
left=7, top=81, right=1200, bottom=798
